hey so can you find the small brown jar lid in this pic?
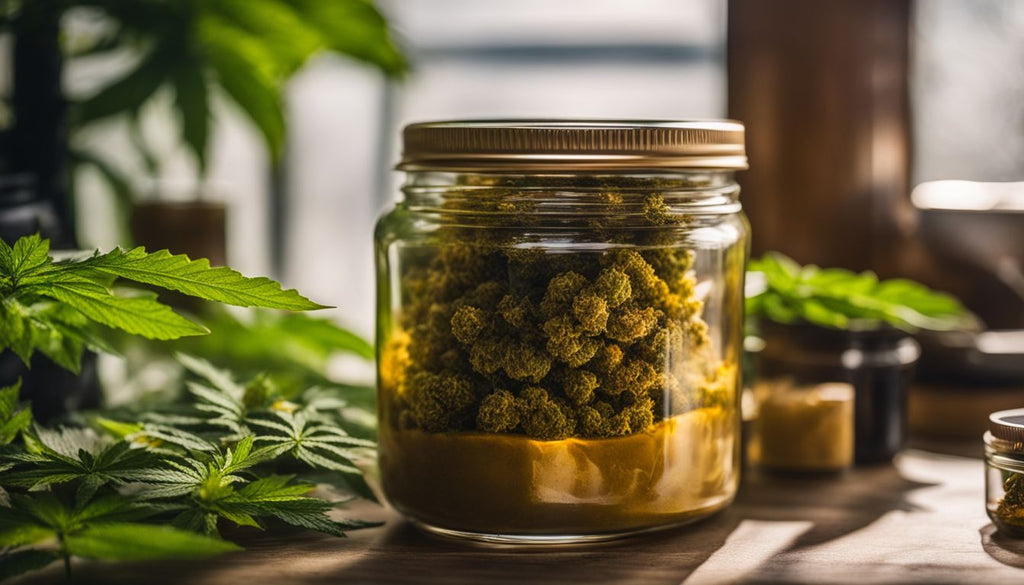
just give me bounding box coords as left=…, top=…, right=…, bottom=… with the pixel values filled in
left=989, top=409, right=1024, bottom=443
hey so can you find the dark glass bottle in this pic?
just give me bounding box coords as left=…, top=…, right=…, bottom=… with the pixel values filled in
left=756, top=321, right=920, bottom=464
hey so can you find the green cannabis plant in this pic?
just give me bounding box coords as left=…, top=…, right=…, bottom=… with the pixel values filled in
left=0, top=235, right=379, bottom=582
left=0, top=234, right=324, bottom=373
left=0, top=359, right=378, bottom=582
left=747, top=252, right=973, bottom=332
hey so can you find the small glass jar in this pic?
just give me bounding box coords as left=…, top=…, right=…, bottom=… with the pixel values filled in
left=374, top=120, right=749, bottom=543
left=749, top=321, right=919, bottom=469
left=985, top=409, right=1024, bottom=537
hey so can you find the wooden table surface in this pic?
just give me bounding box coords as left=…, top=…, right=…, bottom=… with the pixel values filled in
left=16, top=449, right=1024, bottom=585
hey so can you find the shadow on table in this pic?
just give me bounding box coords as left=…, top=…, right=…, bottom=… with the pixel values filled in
left=980, top=523, right=1024, bottom=568
left=327, top=513, right=745, bottom=585
left=14, top=465, right=935, bottom=585
left=735, top=463, right=935, bottom=552
left=327, top=464, right=935, bottom=585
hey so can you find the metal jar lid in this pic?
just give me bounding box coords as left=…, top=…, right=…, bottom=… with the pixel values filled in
left=989, top=408, right=1024, bottom=443
left=397, top=119, right=748, bottom=172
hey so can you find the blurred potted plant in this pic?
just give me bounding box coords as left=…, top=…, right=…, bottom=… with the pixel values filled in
left=746, top=253, right=975, bottom=464
left=0, top=0, right=405, bottom=415
left=3, top=0, right=407, bottom=256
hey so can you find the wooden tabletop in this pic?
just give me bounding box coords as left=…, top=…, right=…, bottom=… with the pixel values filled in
left=16, top=449, right=1024, bottom=585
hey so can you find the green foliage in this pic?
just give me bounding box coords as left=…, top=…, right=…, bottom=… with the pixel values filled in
left=71, top=247, right=326, bottom=311
left=154, top=307, right=375, bottom=386
left=64, top=0, right=407, bottom=167
left=120, top=434, right=369, bottom=537
left=747, top=252, right=973, bottom=331
left=3, top=427, right=162, bottom=505
left=0, top=381, right=31, bottom=445
left=0, top=237, right=376, bottom=582
left=0, top=352, right=379, bottom=582
left=0, top=487, right=220, bottom=581
left=0, top=234, right=325, bottom=373
left=4, top=0, right=407, bottom=244
left=247, top=411, right=377, bottom=502
left=64, top=523, right=241, bottom=561
left=165, top=356, right=376, bottom=485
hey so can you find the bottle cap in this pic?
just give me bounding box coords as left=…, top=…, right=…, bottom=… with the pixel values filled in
left=989, top=408, right=1024, bottom=443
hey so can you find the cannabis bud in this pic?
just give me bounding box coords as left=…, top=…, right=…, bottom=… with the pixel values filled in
left=383, top=183, right=729, bottom=441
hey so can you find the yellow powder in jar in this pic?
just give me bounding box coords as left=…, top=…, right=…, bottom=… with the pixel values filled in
left=750, top=379, right=854, bottom=472
left=379, top=406, right=737, bottom=535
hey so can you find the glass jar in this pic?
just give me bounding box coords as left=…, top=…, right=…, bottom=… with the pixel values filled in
left=749, top=321, right=919, bottom=469
left=748, top=323, right=856, bottom=472
left=374, top=120, right=749, bottom=543
left=985, top=409, right=1024, bottom=537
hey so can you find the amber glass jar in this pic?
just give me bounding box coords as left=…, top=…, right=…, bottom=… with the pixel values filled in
left=374, top=120, right=749, bottom=543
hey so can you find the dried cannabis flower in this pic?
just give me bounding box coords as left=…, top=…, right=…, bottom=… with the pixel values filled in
left=996, top=472, right=1024, bottom=533
left=477, top=390, right=519, bottom=432
left=387, top=179, right=730, bottom=440
left=563, top=370, right=600, bottom=406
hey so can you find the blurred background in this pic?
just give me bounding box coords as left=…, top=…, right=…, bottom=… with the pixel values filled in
left=1, top=0, right=1023, bottom=430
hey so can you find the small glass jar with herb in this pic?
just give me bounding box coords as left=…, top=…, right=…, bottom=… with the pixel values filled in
left=986, top=409, right=1024, bottom=537
left=375, top=120, right=749, bottom=543
left=746, top=254, right=969, bottom=467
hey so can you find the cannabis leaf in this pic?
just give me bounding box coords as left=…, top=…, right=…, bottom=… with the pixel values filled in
left=4, top=300, right=120, bottom=372
left=247, top=411, right=372, bottom=475
left=42, top=275, right=209, bottom=339
left=132, top=355, right=380, bottom=502
left=137, top=309, right=378, bottom=436
left=121, top=437, right=267, bottom=504
left=0, top=381, right=31, bottom=445
left=248, top=411, right=376, bottom=499
left=0, top=490, right=235, bottom=580
left=63, top=523, right=241, bottom=561
left=3, top=427, right=162, bottom=505
left=125, top=435, right=368, bottom=537
left=0, top=235, right=326, bottom=373
left=6, top=235, right=52, bottom=284
left=747, top=252, right=974, bottom=332
left=65, top=0, right=406, bottom=167
left=212, top=474, right=378, bottom=536
left=166, top=308, right=375, bottom=374
left=0, top=238, right=375, bottom=583
left=69, top=247, right=327, bottom=311
left=0, top=358, right=379, bottom=583
left=171, top=355, right=374, bottom=452
left=170, top=354, right=374, bottom=440
left=174, top=353, right=251, bottom=434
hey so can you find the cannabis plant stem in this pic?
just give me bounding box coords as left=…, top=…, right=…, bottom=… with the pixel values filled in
left=57, top=533, right=71, bottom=583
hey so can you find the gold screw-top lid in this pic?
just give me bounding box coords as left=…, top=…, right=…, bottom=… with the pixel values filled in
left=398, top=119, right=748, bottom=172
left=989, top=409, right=1024, bottom=443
